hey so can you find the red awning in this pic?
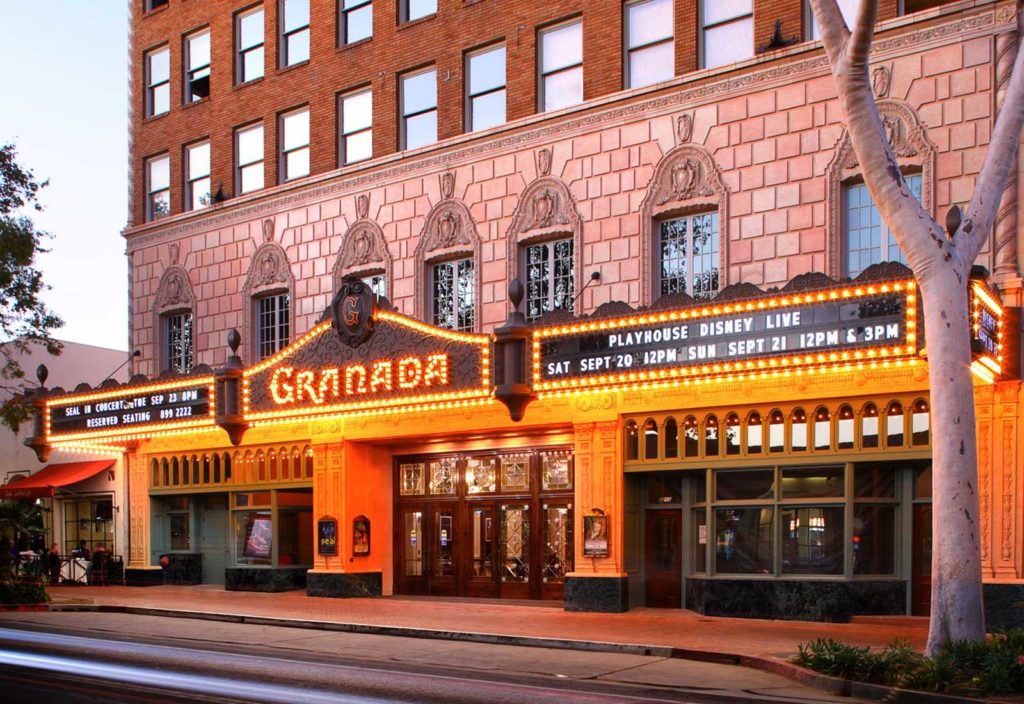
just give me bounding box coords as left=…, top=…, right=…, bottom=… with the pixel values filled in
left=0, top=460, right=114, bottom=500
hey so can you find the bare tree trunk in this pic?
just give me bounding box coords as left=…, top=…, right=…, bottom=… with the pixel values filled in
left=809, top=0, right=1024, bottom=654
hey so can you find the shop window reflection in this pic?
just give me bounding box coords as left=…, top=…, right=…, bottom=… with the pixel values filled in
left=746, top=411, right=762, bottom=453
left=725, top=413, right=740, bottom=455
left=644, top=418, right=659, bottom=459
left=853, top=504, right=895, bottom=574
left=861, top=403, right=879, bottom=448
left=704, top=414, right=719, bottom=456
left=403, top=511, right=423, bottom=576
left=400, top=462, right=425, bottom=496
left=542, top=452, right=573, bottom=490
left=501, top=504, right=530, bottom=583
left=837, top=405, right=855, bottom=449
left=664, top=417, right=679, bottom=458
left=768, top=409, right=785, bottom=453
left=715, top=507, right=774, bottom=574
left=790, top=408, right=807, bottom=452
left=911, top=399, right=930, bottom=446
left=814, top=407, right=831, bottom=450
left=466, top=456, right=496, bottom=494
left=500, top=454, right=530, bottom=492
left=914, top=465, right=932, bottom=499
left=429, top=458, right=457, bottom=495
left=886, top=401, right=905, bottom=447
left=257, top=450, right=267, bottom=481
left=781, top=506, right=843, bottom=575
left=542, top=504, right=573, bottom=582
left=625, top=419, right=639, bottom=460
left=683, top=416, right=699, bottom=457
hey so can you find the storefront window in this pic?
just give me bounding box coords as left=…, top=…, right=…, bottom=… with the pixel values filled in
left=781, top=506, right=843, bottom=575
left=715, top=507, right=773, bottom=574
left=643, top=418, right=659, bottom=459
left=235, top=510, right=272, bottom=565
left=277, top=490, right=313, bottom=566
left=790, top=408, right=808, bottom=452
left=837, top=405, right=855, bottom=449
left=861, top=403, right=879, bottom=448
left=724, top=414, right=741, bottom=455
left=231, top=489, right=312, bottom=568
left=853, top=504, right=895, bottom=574
left=746, top=411, right=762, bottom=453
left=716, top=468, right=774, bottom=501
left=664, top=417, right=678, bottom=458
left=911, top=399, right=930, bottom=446
left=693, top=508, right=707, bottom=573
left=855, top=464, right=896, bottom=498
left=914, top=465, right=932, bottom=499
left=814, top=407, right=831, bottom=450
left=63, top=497, right=115, bottom=556
left=886, top=401, right=905, bottom=447
left=781, top=466, right=843, bottom=499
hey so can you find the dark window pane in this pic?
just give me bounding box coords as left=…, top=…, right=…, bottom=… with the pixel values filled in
left=716, top=469, right=774, bottom=501
left=781, top=466, right=844, bottom=499
left=683, top=416, right=699, bottom=457
left=715, top=507, right=773, bottom=574
left=781, top=506, right=844, bottom=575
left=854, top=464, right=896, bottom=498
left=853, top=505, right=895, bottom=574
left=625, top=420, right=639, bottom=460
left=644, top=419, right=659, bottom=459
left=647, top=474, right=682, bottom=504
left=664, top=417, right=678, bottom=457
left=693, top=509, right=707, bottom=573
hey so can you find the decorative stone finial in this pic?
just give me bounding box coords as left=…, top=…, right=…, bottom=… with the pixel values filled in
left=36, top=364, right=48, bottom=386
left=227, top=329, right=241, bottom=354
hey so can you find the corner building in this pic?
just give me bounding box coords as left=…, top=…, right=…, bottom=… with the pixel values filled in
left=58, top=0, right=1024, bottom=619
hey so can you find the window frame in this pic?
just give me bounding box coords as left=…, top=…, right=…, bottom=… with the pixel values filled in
left=145, top=45, right=171, bottom=118
left=183, top=27, right=211, bottom=103
left=657, top=210, right=721, bottom=300
left=805, top=0, right=859, bottom=40
left=235, top=122, right=265, bottom=195
left=236, top=5, right=266, bottom=85
left=340, top=0, right=373, bottom=45
left=279, top=106, right=311, bottom=183
left=430, top=257, right=475, bottom=333
left=624, top=0, right=674, bottom=89
left=338, top=87, right=373, bottom=166
left=399, top=0, right=436, bottom=24
left=145, top=153, right=171, bottom=222
left=522, top=237, right=575, bottom=323
left=255, top=292, right=291, bottom=360
left=841, top=173, right=922, bottom=278
left=537, top=18, right=583, bottom=113
left=465, top=42, right=507, bottom=133
left=184, top=140, right=211, bottom=211
left=279, top=0, right=311, bottom=68
left=399, top=66, right=438, bottom=150
left=163, top=310, right=194, bottom=374
left=699, top=0, right=753, bottom=70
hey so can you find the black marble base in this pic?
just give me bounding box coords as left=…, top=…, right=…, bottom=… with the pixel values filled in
left=686, top=578, right=906, bottom=622
left=224, top=567, right=307, bottom=592
left=984, top=583, right=1024, bottom=631
left=125, top=568, right=163, bottom=587
left=564, top=576, right=629, bottom=613
left=161, top=554, right=203, bottom=585
left=306, top=571, right=382, bottom=598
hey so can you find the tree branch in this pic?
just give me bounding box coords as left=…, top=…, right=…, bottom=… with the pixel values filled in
left=808, top=0, right=851, bottom=67
left=961, top=14, right=1024, bottom=262
left=847, top=0, right=879, bottom=69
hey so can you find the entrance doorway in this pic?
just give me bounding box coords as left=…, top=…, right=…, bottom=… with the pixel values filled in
left=645, top=509, right=682, bottom=607
left=912, top=504, right=932, bottom=616
left=198, top=493, right=229, bottom=585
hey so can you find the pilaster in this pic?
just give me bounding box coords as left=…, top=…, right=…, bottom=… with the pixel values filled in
left=993, top=381, right=1021, bottom=579
left=127, top=448, right=150, bottom=569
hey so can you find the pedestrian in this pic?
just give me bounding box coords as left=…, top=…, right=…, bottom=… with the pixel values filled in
left=46, top=543, right=62, bottom=585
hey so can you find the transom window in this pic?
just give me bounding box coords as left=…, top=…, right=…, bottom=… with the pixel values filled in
left=145, top=46, right=170, bottom=117
left=256, top=293, right=290, bottom=359
left=401, top=68, right=437, bottom=150
left=280, top=0, right=310, bottom=67
left=236, top=123, right=265, bottom=194
left=340, top=0, right=372, bottom=45
left=401, top=0, right=435, bottom=23
left=237, top=6, right=265, bottom=83
left=184, top=29, right=211, bottom=102
left=524, top=239, right=574, bottom=322
left=164, top=311, right=193, bottom=373
left=539, top=20, right=583, bottom=112
left=843, top=174, right=922, bottom=277
left=146, top=154, right=170, bottom=222
left=625, top=0, right=674, bottom=88
left=280, top=108, right=310, bottom=182
left=339, top=89, right=372, bottom=165
left=659, top=212, right=720, bottom=299
left=431, top=258, right=474, bottom=332
left=701, top=0, right=753, bottom=69
left=466, top=44, right=506, bottom=132
left=185, top=141, right=211, bottom=211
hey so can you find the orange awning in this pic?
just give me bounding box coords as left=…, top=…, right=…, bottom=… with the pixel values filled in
left=0, top=460, right=114, bottom=500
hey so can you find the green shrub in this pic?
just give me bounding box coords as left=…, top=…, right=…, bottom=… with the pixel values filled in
left=0, top=575, right=49, bottom=605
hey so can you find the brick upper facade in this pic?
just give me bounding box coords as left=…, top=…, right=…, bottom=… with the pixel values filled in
left=125, top=0, right=1022, bottom=377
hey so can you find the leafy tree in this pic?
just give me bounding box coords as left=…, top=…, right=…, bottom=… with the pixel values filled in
left=809, top=1, right=1024, bottom=653
left=0, top=143, right=63, bottom=430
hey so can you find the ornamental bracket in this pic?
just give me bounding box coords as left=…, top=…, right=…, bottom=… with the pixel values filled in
left=493, top=279, right=536, bottom=422
left=215, top=329, right=248, bottom=445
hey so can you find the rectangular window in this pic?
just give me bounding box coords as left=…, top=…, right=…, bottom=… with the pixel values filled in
left=524, top=239, right=574, bottom=322
left=237, top=6, right=265, bottom=83
left=362, top=273, right=386, bottom=299
left=401, top=0, right=436, bottom=23
left=146, top=154, right=170, bottom=222
left=236, top=123, right=265, bottom=194
left=432, top=258, right=474, bottom=332
left=659, top=212, right=720, bottom=299
left=145, top=0, right=169, bottom=11
left=340, top=0, right=372, bottom=44
left=625, top=0, right=674, bottom=89
left=184, top=29, right=211, bottom=102
left=257, top=293, right=290, bottom=359
left=339, top=89, right=372, bottom=165
left=165, top=312, right=193, bottom=373
left=145, top=46, right=170, bottom=117
left=184, top=141, right=211, bottom=210
left=701, top=0, right=752, bottom=69
left=401, top=68, right=437, bottom=150
left=806, top=0, right=859, bottom=40
left=899, top=0, right=954, bottom=15
left=280, top=0, right=310, bottom=67
left=843, top=174, right=922, bottom=277
left=64, top=498, right=115, bottom=557
left=280, top=107, right=310, bottom=182
left=466, top=44, right=506, bottom=132
left=781, top=506, right=844, bottom=575
left=539, top=20, right=583, bottom=112
left=715, top=507, right=773, bottom=574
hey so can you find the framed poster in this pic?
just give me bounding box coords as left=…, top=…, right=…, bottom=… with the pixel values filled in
left=583, top=512, right=609, bottom=558
left=317, top=516, right=338, bottom=556
left=244, top=513, right=273, bottom=560
left=352, top=515, right=370, bottom=556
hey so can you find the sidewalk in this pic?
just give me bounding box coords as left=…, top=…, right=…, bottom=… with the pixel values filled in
left=46, top=585, right=927, bottom=661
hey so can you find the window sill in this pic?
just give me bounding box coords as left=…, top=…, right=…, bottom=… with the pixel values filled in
left=397, top=14, right=436, bottom=32
left=142, top=4, right=169, bottom=19
left=277, top=59, right=310, bottom=76
left=142, top=111, right=170, bottom=124
left=338, top=37, right=372, bottom=53
left=182, top=97, right=210, bottom=110
left=233, top=76, right=265, bottom=92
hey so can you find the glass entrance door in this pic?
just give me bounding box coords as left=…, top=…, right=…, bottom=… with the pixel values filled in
left=429, top=505, right=458, bottom=596
left=464, top=502, right=497, bottom=597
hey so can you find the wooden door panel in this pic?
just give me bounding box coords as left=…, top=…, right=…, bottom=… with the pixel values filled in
left=912, top=505, right=932, bottom=616
left=645, top=510, right=682, bottom=608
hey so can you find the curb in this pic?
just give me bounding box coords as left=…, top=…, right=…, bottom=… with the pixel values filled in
left=45, top=603, right=978, bottom=703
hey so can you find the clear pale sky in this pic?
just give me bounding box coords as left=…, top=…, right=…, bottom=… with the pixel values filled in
left=0, top=2, right=128, bottom=352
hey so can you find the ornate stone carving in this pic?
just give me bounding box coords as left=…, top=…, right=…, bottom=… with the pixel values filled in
left=1001, top=421, right=1015, bottom=563
left=154, top=266, right=194, bottom=311
left=536, top=147, right=552, bottom=177
left=242, top=240, right=295, bottom=361
left=169, top=242, right=180, bottom=265
left=676, top=113, right=693, bottom=144
left=333, top=218, right=391, bottom=296
left=871, top=65, right=891, bottom=98
left=355, top=193, right=369, bottom=220
left=825, top=100, right=936, bottom=277
left=413, top=198, right=481, bottom=327
left=980, top=419, right=991, bottom=565
left=440, top=171, right=455, bottom=200
left=254, top=246, right=290, bottom=287
left=639, top=145, right=729, bottom=305
left=262, top=218, right=275, bottom=243
left=994, top=31, right=1019, bottom=277
left=508, top=178, right=579, bottom=236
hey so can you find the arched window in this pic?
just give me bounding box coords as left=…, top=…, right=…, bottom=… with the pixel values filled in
left=886, top=401, right=905, bottom=447
left=415, top=198, right=481, bottom=332
left=791, top=408, right=808, bottom=452
left=769, top=409, right=785, bottom=453
left=181, top=457, right=190, bottom=486
left=212, top=454, right=220, bottom=484
left=644, top=418, right=659, bottom=460
left=625, top=420, right=639, bottom=460
left=192, top=455, right=200, bottom=484
left=304, top=446, right=313, bottom=478
left=725, top=413, right=741, bottom=455
left=151, top=459, right=160, bottom=488
left=243, top=238, right=295, bottom=361
left=683, top=416, right=699, bottom=457
left=268, top=449, right=278, bottom=481
left=202, top=454, right=211, bottom=484
left=162, top=458, right=170, bottom=487
left=837, top=405, right=855, bottom=449
left=814, top=407, right=831, bottom=450
left=911, top=399, right=930, bottom=446
left=243, top=451, right=253, bottom=483
left=861, top=403, right=879, bottom=448
left=171, top=457, right=180, bottom=485
left=746, top=411, right=763, bottom=454
left=223, top=453, right=232, bottom=482
left=664, top=417, right=679, bottom=458
left=292, top=447, right=302, bottom=478
left=278, top=447, right=288, bottom=479
left=704, top=415, right=719, bottom=456
left=257, top=450, right=267, bottom=482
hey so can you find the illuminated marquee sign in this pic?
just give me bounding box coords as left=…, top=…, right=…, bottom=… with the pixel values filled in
left=969, top=279, right=1004, bottom=383
left=46, top=378, right=216, bottom=442
left=244, top=280, right=491, bottom=422
left=534, top=278, right=918, bottom=392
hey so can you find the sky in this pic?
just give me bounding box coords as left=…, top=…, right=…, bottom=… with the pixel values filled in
left=0, top=2, right=129, bottom=352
